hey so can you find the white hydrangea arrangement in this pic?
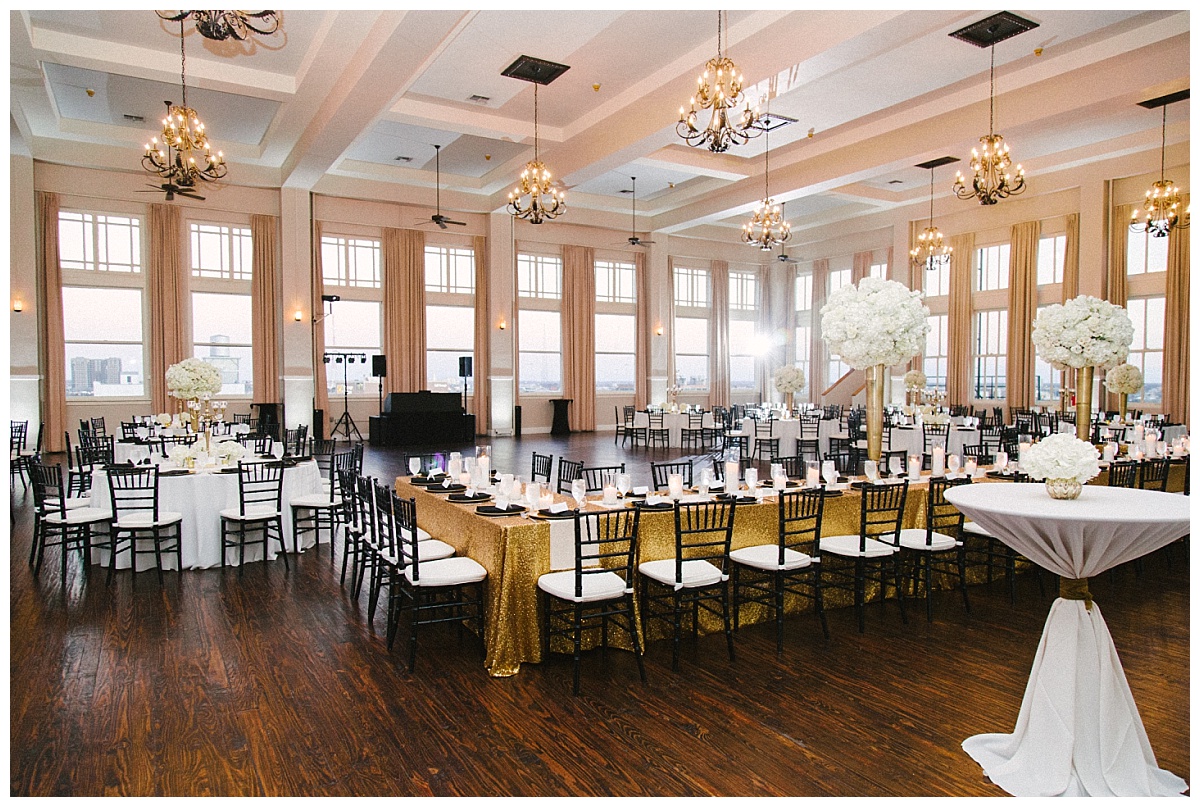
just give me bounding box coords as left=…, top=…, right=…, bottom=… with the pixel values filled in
left=156, top=412, right=174, bottom=427
left=211, top=438, right=249, bottom=465
left=773, top=365, right=807, bottom=394
left=903, top=369, right=927, bottom=390
left=1031, top=296, right=1133, bottom=370
left=820, top=277, right=930, bottom=369
left=166, top=358, right=223, bottom=400
left=923, top=411, right=950, bottom=426
left=1020, top=433, right=1101, bottom=484
left=1104, top=363, right=1144, bottom=395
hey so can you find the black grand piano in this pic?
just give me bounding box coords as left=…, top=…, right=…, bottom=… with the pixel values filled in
left=368, top=391, right=476, bottom=447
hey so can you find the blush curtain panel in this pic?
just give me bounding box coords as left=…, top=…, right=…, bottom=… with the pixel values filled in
left=946, top=233, right=975, bottom=408
left=709, top=259, right=731, bottom=409
left=472, top=235, right=489, bottom=433
left=382, top=227, right=426, bottom=394
left=1162, top=208, right=1189, bottom=426
left=851, top=251, right=871, bottom=284
left=1062, top=213, right=1080, bottom=301
left=755, top=265, right=774, bottom=402
left=148, top=202, right=188, bottom=414
left=311, top=221, right=330, bottom=430
left=634, top=251, right=650, bottom=410
left=37, top=192, right=67, bottom=453
left=561, top=245, right=596, bottom=431
left=250, top=214, right=280, bottom=404
left=1006, top=221, right=1040, bottom=411
left=1103, top=205, right=1131, bottom=411
left=666, top=257, right=677, bottom=396
left=810, top=258, right=828, bottom=397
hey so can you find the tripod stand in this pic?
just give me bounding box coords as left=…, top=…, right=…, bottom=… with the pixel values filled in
left=325, top=351, right=365, bottom=441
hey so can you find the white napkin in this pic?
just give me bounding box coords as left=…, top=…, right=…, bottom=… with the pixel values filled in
left=633, top=485, right=650, bottom=496
left=590, top=498, right=626, bottom=510
left=442, top=478, right=452, bottom=489
left=645, top=495, right=669, bottom=506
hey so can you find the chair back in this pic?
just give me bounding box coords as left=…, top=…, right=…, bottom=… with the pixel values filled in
left=286, top=425, right=309, bottom=457
left=582, top=463, right=625, bottom=493
left=924, top=477, right=970, bottom=546
left=622, top=405, right=637, bottom=427
left=328, top=450, right=355, bottom=502
left=159, top=434, right=197, bottom=456
left=312, top=438, right=339, bottom=476
left=63, top=431, right=76, bottom=471
left=79, top=436, right=116, bottom=468
left=90, top=416, right=107, bottom=438
left=372, top=480, right=396, bottom=555
left=349, top=442, right=364, bottom=474
left=647, top=410, right=665, bottom=429
left=106, top=466, right=162, bottom=523
left=670, top=500, right=736, bottom=582
left=10, top=420, right=28, bottom=453
left=754, top=419, right=774, bottom=438
left=1138, top=458, right=1170, bottom=492
left=1107, top=461, right=1138, bottom=488
left=531, top=452, right=553, bottom=484
left=570, top=510, right=641, bottom=599
left=392, top=493, right=424, bottom=575
left=121, top=421, right=139, bottom=440
left=236, top=461, right=284, bottom=516
left=402, top=452, right=447, bottom=474
left=858, top=479, right=908, bottom=552
left=922, top=424, right=949, bottom=452
left=825, top=437, right=853, bottom=475
left=556, top=459, right=584, bottom=493
left=238, top=433, right=274, bottom=455
left=778, top=488, right=825, bottom=563
left=711, top=456, right=751, bottom=483
left=338, top=469, right=361, bottom=533
left=356, top=475, right=378, bottom=545
left=798, top=414, right=820, bottom=440
left=686, top=412, right=705, bottom=429
left=962, top=443, right=994, bottom=465
left=651, top=460, right=692, bottom=489
left=775, top=455, right=806, bottom=478
left=30, top=461, right=69, bottom=519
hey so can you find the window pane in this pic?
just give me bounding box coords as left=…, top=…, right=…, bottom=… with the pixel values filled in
left=425, top=246, right=475, bottom=294
left=195, top=344, right=253, bottom=396
left=517, top=254, right=562, bottom=299
left=59, top=212, right=140, bottom=273
left=325, top=300, right=381, bottom=349
left=62, top=287, right=143, bottom=342
left=191, top=223, right=252, bottom=280
left=326, top=353, right=379, bottom=397
left=192, top=292, right=252, bottom=345
left=976, top=244, right=1010, bottom=291
left=674, top=267, right=709, bottom=307
left=828, top=268, right=850, bottom=295
left=595, top=313, right=634, bottom=353
left=729, top=271, right=756, bottom=310
left=973, top=310, right=1008, bottom=399
left=795, top=273, right=812, bottom=311
left=595, top=260, right=636, bottom=303
left=426, top=306, right=474, bottom=350
left=519, top=352, right=561, bottom=393
left=519, top=309, right=561, bottom=351
left=674, top=317, right=707, bottom=346
left=596, top=354, right=635, bottom=392
left=675, top=355, right=708, bottom=390
left=427, top=351, right=472, bottom=394
left=728, top=319, right=756, bottom=356
left=322, top=236, right=381, bottom=288
left=66, top=343, right=145, bottom=397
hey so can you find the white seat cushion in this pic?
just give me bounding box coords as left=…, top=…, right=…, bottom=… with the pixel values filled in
left=403, top=556, right=486, bottom=587
left=639, top=558, right=726, bottom=589
left=45, top=496, right=91, bottom=510
left=962, top=521, right=995, bottom=538
left=417, top=526, right=432, bottom=542
left=896, top=528, right=959, bottom=551
left=538, top=569, right=630, bottom=603
left=819, top=534, right=896, bottom=558
left=289, top=493, right=342, bottom=508
left=379, top=538, right=456, bottom=566
left=43, top=507, right=111, bottom=526
left=730, top=543, right=813, bottom=571
left=219, top=505, right=282, bottom=521
left=114, top=511, right=183, bottom=529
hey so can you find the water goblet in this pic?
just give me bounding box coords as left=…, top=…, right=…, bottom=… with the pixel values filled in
left=571, top=479, right=587, bottom=509
left=743, top=467, right=758, bottom=495
left=822, top=460, right=838, bottom=487
left=616, top=473, right=632, bottom=498
left=888, top=456, right=903, bottom=479
left=947, top=454, right=961, bottom=477
left=408, top=456, right=422, bottom=476
left=994, top=451, right=1008, bottom=472
left=863, top=460, right=878, bottom=482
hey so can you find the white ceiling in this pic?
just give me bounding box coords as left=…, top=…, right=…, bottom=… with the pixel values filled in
left=10, top=9, right=1191, bottom=241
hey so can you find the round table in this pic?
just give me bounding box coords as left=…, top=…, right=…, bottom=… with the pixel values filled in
left=943, top=483, right=1190, bottom=796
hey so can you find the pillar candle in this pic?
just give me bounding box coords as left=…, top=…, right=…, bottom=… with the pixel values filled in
left=725, top=461, right=740, bottom=490
left=931, top=446, right=945, bottom=477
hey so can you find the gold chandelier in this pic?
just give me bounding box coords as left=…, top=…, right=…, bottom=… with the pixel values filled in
left=953, top=44, right=1025, bottom=205
left=677, top=11, right=763, bottom=153
left=508, top=83, right=564, bottom=224
left=1130, top=101, right=1189, bottom=238
left=911, top=163, right=952, bottom=271
left=741, top=119, right=790, bottom=249
left=142, top=20, right=226, bottom=189
left=156, top=10, right=280, bottom=41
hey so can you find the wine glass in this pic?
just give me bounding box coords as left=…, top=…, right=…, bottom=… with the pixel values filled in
left=408, top=456, right=422, bottom=476
left=822, top=460, right=838, bottom=487
left=863, top=460, right=878, bottom=482
left=994, top=451, right=1008, bottom=472
left=616, top=473, right=632, bottom=499
left=571, top=479, right=587, bottom=509
left=947, top=454, right=961, bottom=477
left=888, top=456, right=903, bottom=478
left=743, top=467, right=758, bottom=495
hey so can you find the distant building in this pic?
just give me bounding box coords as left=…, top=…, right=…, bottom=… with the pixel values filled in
left=69, top=356, right=124, bottom=393
left=203, top=334, right=243, bottom=388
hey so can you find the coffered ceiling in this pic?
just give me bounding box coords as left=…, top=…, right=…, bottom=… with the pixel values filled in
left=10, top=9, right=1190, bottom=243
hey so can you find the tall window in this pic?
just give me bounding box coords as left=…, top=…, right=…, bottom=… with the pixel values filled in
left=1033, top=305, right=1063, bottom=403
left=518, top=253, right=562, bottom=393
left=1127, top=229, right=1168, bottom=276
left=826, top=268, right=852, bottom=382
left=976, top=243, right=1010, bottom=291
left=728, top=271, right=758, bottom=391
left=189, top=222, right=253, bottom=395
left=191, top=223, right=252, bottom=280
left=973, top=310, right=1008, bottom=399
left=1037, top=234, right=1065, bottom=285
left=925, top=258, right=951, bottom=297
left=674, top=266, right=709, bottom=390
left=425, top=245, right=475, bottom=394
left=923, top=313, right=948, bottom=392
left=322, top=233, right=382, bottom=396
left=793, top=273, right=812, bottom=391
left=828, top=267, right=851, bottom=295
left=869, top=261, right=888, bottom=279
left=1125, top=296, right=1165, bottom=404
left=59, top=210, right=146, bottom=398
left=595, top=260, right=636, bottom=392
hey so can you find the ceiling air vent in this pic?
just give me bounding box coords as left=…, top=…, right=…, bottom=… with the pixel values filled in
left=915, top=156, right=960, bottom=170
left=123, top=114, right=144, bottom=122
left=467, top=94, right=490, bottom=105
left=501, top=55, right=570, bottom=85
left=394, top=156, right=413, bottom=163
left=949, top=12, right=1039, bottom=48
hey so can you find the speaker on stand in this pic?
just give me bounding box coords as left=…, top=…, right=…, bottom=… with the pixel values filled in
left=458, top=356, right=473, bottom=413
left=373, top=355, right=387, bottom=415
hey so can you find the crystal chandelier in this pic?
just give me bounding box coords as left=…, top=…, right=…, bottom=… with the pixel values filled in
left=1130, top=102, right=1189, bottom=237
left=156, top=10, right=280, bottom=41
left=953, top=44, right=1025, bottom=205
left=677, top=11, right=763, bottom=153
left=507, top=83, right=565, bottom=224
left=741, top=121, right=789, bottom=250
left=911, top=165, right=952, bottom=271
left=142, top=20, right=227, bottom=188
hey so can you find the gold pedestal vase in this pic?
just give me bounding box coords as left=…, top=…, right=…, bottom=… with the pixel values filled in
left=1075, top=366, right=1093, bottom=441
left=865, top=364, right=885, bottom=462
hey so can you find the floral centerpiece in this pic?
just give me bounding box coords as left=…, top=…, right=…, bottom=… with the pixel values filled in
left=923, top=411, right=950, bottom=426
left=1020, top=433, right=1101, bottom=500
left=1104, top=363, right=1143, bottom=420
left=166, top=358, right=223, bottom=400
left=821, top=277, right=930, bottom=461
left=773, top=365, right=806, bottom=410
left=903, top=369, right=926, bottom=391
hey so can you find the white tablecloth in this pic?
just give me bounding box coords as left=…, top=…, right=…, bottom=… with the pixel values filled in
left=736, top=416, right=837, bottom=456
left=887, top=425, right=980, bottom=457
left=87, top=460, right=324, bottom=569
left=943, top=483, right=1190, bottom=797
left=633, top=412, right=716, bottom=447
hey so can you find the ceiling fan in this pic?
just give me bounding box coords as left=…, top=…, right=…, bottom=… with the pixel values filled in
left=421, top=144, right=465, bottom=229
left=137, top=181, right=205, bottom=202
left=623, top=176, right=654, bottom=247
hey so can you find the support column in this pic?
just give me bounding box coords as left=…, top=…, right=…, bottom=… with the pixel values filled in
left=487, top=211, right=515, bottom=436
left=10, top=155, right=41, bottom=430
left=646, top=235, right=670, bottom=406
left=279, top=187, right=314, bottom=429
left=1078, top=177, right=1109, bottom=299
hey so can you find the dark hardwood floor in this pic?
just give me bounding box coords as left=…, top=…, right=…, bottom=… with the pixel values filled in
left=10, top=432, right=1190, bottom=796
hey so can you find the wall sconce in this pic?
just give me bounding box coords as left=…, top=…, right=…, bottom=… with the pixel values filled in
left=12, top=300, right=23, bottom=313
left=294, top=309, right=303, bottom=322
left=498, top=317, right=507, bottom=330
left=655, top=324, right=664, bottom=336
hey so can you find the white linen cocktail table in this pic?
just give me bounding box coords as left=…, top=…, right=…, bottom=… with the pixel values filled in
left=943, top=483, right=1189, bottom=797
